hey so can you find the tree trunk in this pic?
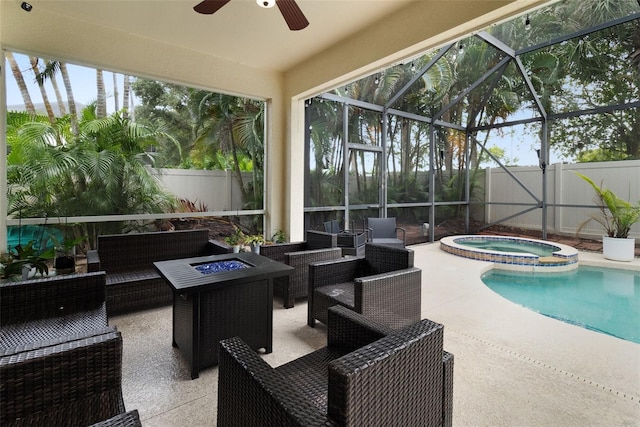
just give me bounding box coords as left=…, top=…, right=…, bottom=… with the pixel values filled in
left=59, top=62, right=79, bottom=136
left=113, top=72, right=119, bottom=113
left=122, top=75, right=130, bottom=119
left=96, top=69, right=107, bottom=118
left=46, top=61, right=67, bottom=116
left=30, top=57, right=56, bottom=123
left=5, top=52, right=36, bottom=114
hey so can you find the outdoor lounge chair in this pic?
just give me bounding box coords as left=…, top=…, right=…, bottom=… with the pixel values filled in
left=217, top=305, right=453, bottom=427
left=308, top=243, right=420, bottom=329
left=0, top=272, right=128, bottom=426
left=260, top=230, right=342, bottom=308
left=323, top=219, right=342, bottom=234
left=366, top=217, right=406, bottom=248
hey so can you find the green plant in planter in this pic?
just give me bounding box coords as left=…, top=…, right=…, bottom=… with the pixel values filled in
left=0, top=240, right=52, bottom=280
left=43, top=235, right=86, bottom=273
left=244, top=234, right=265, bottom=254
left=271, top=229, right=286, bottom=244
left=244, top=234, right=265, bottom=246
left=575, top=172, right=640, bottom=238
left=224, top=228, right=245, bottom=246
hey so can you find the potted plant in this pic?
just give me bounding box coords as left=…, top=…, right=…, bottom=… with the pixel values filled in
left=0, top=240, right=51, bottom=281
left=51, top=235, right=85, bottom=274
left=271, top=229, right=286, bottom=244
left=575, top=172, right=640, bottom=261
left=224, top=228, right=245, bottom=253
left=244, top=234, right=265, bottom=254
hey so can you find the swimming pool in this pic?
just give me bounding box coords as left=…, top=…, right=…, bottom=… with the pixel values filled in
left=482, top=266, right=640, bottom=343
left=440, top=235, right=579, bottom=272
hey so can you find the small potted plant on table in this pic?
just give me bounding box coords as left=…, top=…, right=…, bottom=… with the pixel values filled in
left=244, top=234, right=265, bottom=254
left=51, top=236, right=85, bottom=274
left=576, top=172, right=639, bottom=261
left=225, top=228, right=245, bottom=253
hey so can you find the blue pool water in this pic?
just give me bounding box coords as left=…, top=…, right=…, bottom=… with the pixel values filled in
left=482, top=266, right=640, bottom=343
left=460, top=239, right=558, bottom=257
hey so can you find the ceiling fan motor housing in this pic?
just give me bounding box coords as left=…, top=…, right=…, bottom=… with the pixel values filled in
left=257, top=0, right=276, bottom=8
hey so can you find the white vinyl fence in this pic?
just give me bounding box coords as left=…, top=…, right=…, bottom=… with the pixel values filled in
left=151, top=168, right=251, bottom=212
left=483, top=160, right=640, bottom=239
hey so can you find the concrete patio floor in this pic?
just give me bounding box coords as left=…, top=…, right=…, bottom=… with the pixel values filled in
left=110, top=243, right=640, bottom=426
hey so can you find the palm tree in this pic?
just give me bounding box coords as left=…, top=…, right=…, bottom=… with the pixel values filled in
left=7, top=106, right=180, bottom=247
left=5, top=52, right=36, bottom=114
left=59, top=62, right=79, bottom=135
left=122, top=75, right=131, bottom=119
left=192, top=93, right=265, bottom=205
left=33, top=60, right=80, bottom=136
left=96, top=69, right=107, bottom=118
left=29, top=57, right=56, bottom=123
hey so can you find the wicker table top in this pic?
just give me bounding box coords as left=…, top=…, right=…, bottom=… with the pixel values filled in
left=154, top=252, right=294, bottom=293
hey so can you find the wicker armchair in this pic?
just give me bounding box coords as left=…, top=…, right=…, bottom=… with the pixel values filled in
left=324, top=219, right=368, bottom=257
left=90, top=410, right=142, bottom=427
left=366, top=217, right=406, bottom=248
left=217, top=305, right=453, bottom=427
left=308, top=243, right=420, bottom=329
left=0, top=272, right=127, bottom=426
left=260, top=230, right=342, bottom=308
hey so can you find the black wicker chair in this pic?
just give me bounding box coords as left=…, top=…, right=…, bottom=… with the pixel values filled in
left=217, top=305, right=453, bottom=427
left=0, top=272, right=128, bottom=426
left=260, top=230, right=342, bottom=308
left=90, top=410, right=142, bottom=427
left=308, top=243, right=420, bottom=329
left=324, top=219, right=368, bottom=257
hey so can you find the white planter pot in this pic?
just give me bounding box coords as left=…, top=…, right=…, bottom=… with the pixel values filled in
left=602, top=236, right=636, bottom=262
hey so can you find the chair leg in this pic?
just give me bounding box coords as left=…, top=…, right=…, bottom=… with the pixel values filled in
left=282, top=285, right=293, bottom=308
left=284, top=296, right=294, bottom=309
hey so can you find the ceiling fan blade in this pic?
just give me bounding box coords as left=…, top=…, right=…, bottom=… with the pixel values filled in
left=193, top=0, right=231, bottom=15
left=276, top=0, right=309, bottom=31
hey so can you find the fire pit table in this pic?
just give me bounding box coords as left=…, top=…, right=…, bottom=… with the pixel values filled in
left=154, top=252, right=293, bottom=379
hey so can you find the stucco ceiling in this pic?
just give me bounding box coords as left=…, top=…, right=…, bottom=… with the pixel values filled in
left=26, top=0, right=416, bottom=72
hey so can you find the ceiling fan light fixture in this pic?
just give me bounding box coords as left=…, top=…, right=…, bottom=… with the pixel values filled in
left=257, top=0, right=276, bottom=8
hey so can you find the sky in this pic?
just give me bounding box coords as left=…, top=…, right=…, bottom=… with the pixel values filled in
left=5, top=52, right=135, bottom=115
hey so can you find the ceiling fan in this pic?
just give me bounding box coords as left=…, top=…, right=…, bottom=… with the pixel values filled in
left=194, top=0, right=309, bottom=31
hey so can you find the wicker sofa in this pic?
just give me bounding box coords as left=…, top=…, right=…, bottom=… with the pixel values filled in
left=87, top=229, right=230, bottom=314
left=217, top=305, right=454, bottom=426
left=0, top=272, right=128, bottom=426
left=308, top=243, right=421, bottom=329
left=260, top=230, right=341, bottom=308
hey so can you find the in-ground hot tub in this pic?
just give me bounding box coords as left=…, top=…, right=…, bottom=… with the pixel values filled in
left=440, top=235, right=579, bottom=272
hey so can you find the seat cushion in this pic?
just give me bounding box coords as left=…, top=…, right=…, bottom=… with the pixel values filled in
left=105, top=267, right=161, bottom=286
left=275, top=347, right=343, bottom=412
left=315, top=282, right=355, bottom=307
left=0, top=304, right=108, bottom=349
left=370, top=238, right=404, bottom=249
left=312, top=282, right=356, bottom=326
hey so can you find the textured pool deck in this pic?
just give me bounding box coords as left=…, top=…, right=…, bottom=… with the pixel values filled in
left=110, top=244, right=640, bottom=426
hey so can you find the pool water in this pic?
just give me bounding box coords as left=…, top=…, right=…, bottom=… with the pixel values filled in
left=482, top=266, right=640, bottom=343
left=460, top=239, right=558, bottom=257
